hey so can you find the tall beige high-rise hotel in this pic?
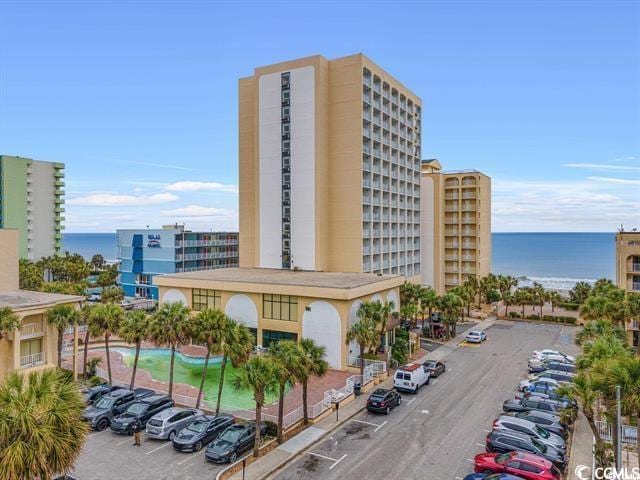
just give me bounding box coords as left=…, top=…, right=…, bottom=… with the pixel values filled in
left=239, top=54, right=422, bottom=281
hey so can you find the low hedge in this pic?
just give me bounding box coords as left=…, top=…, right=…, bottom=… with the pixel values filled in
left=559, top=302, right=580, bottom=311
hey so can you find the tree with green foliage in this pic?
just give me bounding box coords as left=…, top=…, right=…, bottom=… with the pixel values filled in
left=569, top=281, right=592, bottom=304
left=232, top=356, right=279, bottom=457
left=514, top=288, right=532, bottom=317
left=38, top=252, right=91, bottom=283
left=45, top=304, right=80, bottom=368
left=101, top=285, right=124, bottom=304
left=80, top=304, right=94, bottom=378
left=439, top=292, right=464, bottom=338
left=298, top=338, right=328, bottom=425
left=90, top=254, right=106, bottom=271
left=547, top=291, right=564, bottom=312
left=96, top=264, right=118, bottom=287
left=18, top=258, right=43, bottom=291
left=0, top=368, right=89, bottom=479
left=119, top=310, right=151, bottom=390
left=575, top=319, right=627, bottom=347
left=347, top=311, right=378, bottom=379
left=418, top=286, right=439, bottom=331
left=89, top=303, right=125, bottom=385
left=530, top=282, right=546, bottom=317
left=269, top=340, right=303, bottom=443
left=148, top=302, right=191, bottom=399
left=0, top=307, right=20, bottom=341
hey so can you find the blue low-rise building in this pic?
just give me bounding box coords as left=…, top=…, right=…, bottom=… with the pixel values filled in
left=117, top=225, right=239, bottom=300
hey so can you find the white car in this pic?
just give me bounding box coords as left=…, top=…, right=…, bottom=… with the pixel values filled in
left=532, top=350, right=575, bottom=363
left=465, top=330, right=487, bottom=343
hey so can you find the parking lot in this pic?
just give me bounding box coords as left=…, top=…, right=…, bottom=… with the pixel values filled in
left=270, top=320, right=578, bottom=480
left=73, top=424, right=229, bottom=480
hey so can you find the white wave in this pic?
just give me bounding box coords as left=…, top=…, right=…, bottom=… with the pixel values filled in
left=517, top=276, right=598, bottom=291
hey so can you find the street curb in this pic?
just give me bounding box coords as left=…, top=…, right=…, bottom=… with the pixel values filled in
left=253, top=403, right=368, bottom=480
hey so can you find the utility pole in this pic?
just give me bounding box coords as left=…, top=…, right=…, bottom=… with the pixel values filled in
left=616, top=385, right=622, bottom=469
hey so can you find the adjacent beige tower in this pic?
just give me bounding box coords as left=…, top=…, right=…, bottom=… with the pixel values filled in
left=239, top=54, right=422, bottom=281
left=421, top=160, right=491, bottom=294
left=616, top=231, right=640, bottom=294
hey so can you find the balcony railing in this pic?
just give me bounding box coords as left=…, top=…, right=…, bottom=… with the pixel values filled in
left=175, top=239, right=237, bottom=247
left=631, top=264, right=640, bottom=273
left=20, top=352, right=45, bottom=369
left=176, top=252, right=237, bottom=261
left=21, top=322, right=44, bottom=338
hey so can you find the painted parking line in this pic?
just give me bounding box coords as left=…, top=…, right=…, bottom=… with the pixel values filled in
left=116, top=437, right=133, bottom=446
left=406, top=398, right=416, bottom=405
left=374, top=421, right=387, bottom=432
left=307, top=452, right=349, bottom=470
left=352, top=419, right=382, bottom=428
left=466, top=458, right=475, bottom=463
left=145, top=442, right=172, bottom=455
left=475, top=443, right=485, bottom=447
left=329, top=454, right=347, bottom=470
left=177, top=453, right=199, bottom=466
left=88, top=430, right=107, bottom=438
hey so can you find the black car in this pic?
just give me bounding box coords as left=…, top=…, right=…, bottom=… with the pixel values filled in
left=110, top=394, right=174, bottom=434
left=503, top=397, right=565, bottom=415
left=82, top=387, right=154, bottom=431
left=172, top=414, right=235, bottom=452
left=205, top=422, right=266, bottom=463
left=82, top=384, right=124, bottom=406
left=508, top=411, right=568, bottom=439
left=366, top=388, right=401, bottom=414
left=486, top=430, right=566, bottom=469
left=546, top=362, right=577, bottom=374
left=534, top=370, right=576, bottom=383
left=523, top=388, right=575, bottom=408
left=422, top=360, right=446, bottom=377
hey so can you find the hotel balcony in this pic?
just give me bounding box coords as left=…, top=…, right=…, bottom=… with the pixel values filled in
left=21, top=322, right=45, bottom=339
left=461, top=216, right=475, bottom=224
left=444, top=216, right=459, bottom=225
left=20, top=351, right=45, bottom=369
left=175, top=239, right=238, bottom=247
left=462, top=192, right=476, bottom=199
left=445, top=276, right=460, bottom=286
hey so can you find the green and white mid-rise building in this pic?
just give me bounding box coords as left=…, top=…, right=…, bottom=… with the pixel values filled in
left=0, top=155, right=65, bottom=260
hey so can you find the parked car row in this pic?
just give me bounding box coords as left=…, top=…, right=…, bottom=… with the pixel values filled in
left=465, top=349, right=576, bottom=480
left=81, top=383, right=267, bottom=463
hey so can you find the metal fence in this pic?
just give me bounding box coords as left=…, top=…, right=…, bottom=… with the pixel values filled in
left=595, top=420, right=638, bottom=445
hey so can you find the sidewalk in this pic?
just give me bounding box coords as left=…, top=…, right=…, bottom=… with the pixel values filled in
left=567, top=412, right=594, bottom=479
left=222, top=316, right=497, bottom=480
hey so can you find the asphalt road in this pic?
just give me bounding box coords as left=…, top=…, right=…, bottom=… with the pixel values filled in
left=73, top=424, right=227, bottom=480
left=269, top=320, right=578, bottom=480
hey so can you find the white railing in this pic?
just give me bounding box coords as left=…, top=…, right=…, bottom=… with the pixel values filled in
left=175, top=239, right=237, bottom=247
left=595, top=420, right=637, bottom=445
left=20, top=352, right=45, bottom=368
left=21, top=322, right=44, bottom=338
left=176, top=252, right=237, bottom=261
left=346, top=355, right=387, bottom=375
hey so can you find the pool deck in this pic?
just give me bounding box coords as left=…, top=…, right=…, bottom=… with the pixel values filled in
left=69, top=343, right=352, bottom=419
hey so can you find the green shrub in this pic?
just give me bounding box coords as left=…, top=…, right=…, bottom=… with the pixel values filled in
left=264, top=420, right=278, bottom=437
left=558, top=316, right=577, bottom=324
left=87, top=357, right=101, bottom=378
left=88, top=375, right=105, bottom=386
left=508, top=311, right=521, bottom=318
left=543, top=315, right=556, bottom=322
left=391, top=337, right=409, bottom=366
left=395, top=328, right=409, bottom=340
left=559, top=302, right=579, bottom=311
left=527, top=314, right=540, bottom=320
left=363, top=352, right=380, bottom=361
left=486, top=289, right=501, bottom=303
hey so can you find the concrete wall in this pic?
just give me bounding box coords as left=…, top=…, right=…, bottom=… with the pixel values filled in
left=0, top=229, right=19, bottom=290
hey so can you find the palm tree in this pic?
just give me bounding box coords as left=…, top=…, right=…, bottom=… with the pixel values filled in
left=232, top=356, right=278, bottom=457
left=439, top=292, right=464, bottom=338
left=451, top=286, right=473, bottom=322
left=569, top=281, right=592, bottom=304
left=576, top=319, right=627, bottom=347
left=530, top=282, right=546, bottom=317
left=80, top=304, right=94, bottom=378
left=214, top=321, right=254, bottom=415
left=419, top=287, right=438, bottom=330
left=269, top=340, right=302, bottom=443
left=119, top=310, right=151, bottom=390
left=497, top=275, right=518, bottom=316
left=45, top=304, right=80, bottom=368
left=298, top=338, right=328, bottom=425
left=377, top=300, right=395, bottom=351
left=514, top=288, right=531, bottom=317
left=0, top=368, right=89, bottom=479
left=88, top=303, right=124, bottom=385
left=346, top=316, right=377, bottom=379
left=463, top=274, right=479, bottom=308
left=101, top=285, right=124, bottom=304
left=478, top=274, right=497, bottom=306
left=576, top=334, right=631, bottom=371
left=547, top=291, right=564, bottom=313
left=190, top=309, right=228, bottom=409
left=0, top=306, right=20, bottom=341
left=148, top=302, right=191, bottom=399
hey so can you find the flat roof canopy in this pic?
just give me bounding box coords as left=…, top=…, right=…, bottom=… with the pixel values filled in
left=0, top=290, right=84, bottom=311
left=154, top=268, right=403, bottom=300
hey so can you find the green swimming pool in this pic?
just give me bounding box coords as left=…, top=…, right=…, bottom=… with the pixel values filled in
left=112, top=348, right=281, bottom=410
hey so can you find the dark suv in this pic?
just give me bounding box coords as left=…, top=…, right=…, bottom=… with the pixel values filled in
left=205, top=422, right=266, bottom=463
left=173, top=414, right=235, bottom=452
left=82, top=384, right=124, bottom=406
left=82, top=387, right=154, bottom=431
left=486, top=430, right=566, bottom=469
left=503, top=397, right=565, bottom=415
left=366, top=388, right=401, bottom=414
left=110, top=394, right=174, bottom=434
left=545, top=362, right=576, bottom=374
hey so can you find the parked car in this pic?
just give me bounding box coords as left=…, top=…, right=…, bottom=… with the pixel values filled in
left=466, top=330, right=487, bottom=343
left=527, top=370, right=575, bottom=384
left=205, top=422, right=266, bottom=463
left=422, top=360, right=446, bottom=377
left=493, top=415, right=566, bottom=452
left=145, top=407, right=202, bottom=440
left=532, top=350, right=575, bottom=363
left=393, top=363, right=430, bottom=394
left=81, top=384, right=123, bottom=406
left=506, top=411, right=568, bottom=438
left=173, top=414, right=235, bottom=452
left=518, top=377, right=561, bottom=392
left=366, top=388, right=401, bottom=414
left=110, top=394, right=174, bottom=434
left=502, top=397, right=566, bottom=415
left=544, top=362, right=577, bottom=374
left=519, top=389, right=575, bottom=408
left=463, top=474, right=525, bottom=480
left=485, top=430, right=566, bottom=469
left=82, top=387, right=154, bottom=431
left=474, top=451, right=562, bottom=480
left=86, top=293, right=101, bottom=302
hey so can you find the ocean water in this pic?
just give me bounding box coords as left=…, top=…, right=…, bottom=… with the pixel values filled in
left=62, top=232, right=615, bottom=290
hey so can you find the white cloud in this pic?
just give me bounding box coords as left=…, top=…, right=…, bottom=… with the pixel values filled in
left=586, top=176, right=640, bottom=185
left=563, top=163, right=640, bottom=171
left=163, top=181, right=238, bottom=193
left=68, top=192, right=178, bottom=206
left=160, top=205, right=234, bottom=217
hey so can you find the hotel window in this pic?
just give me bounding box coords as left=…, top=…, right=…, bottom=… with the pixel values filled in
left=192, top=288, right=221, bottom=311
left=281, top=89, right=290, bottom=102
left=263, top=294, right=298, bottom=321
left=262, top=330, right=297, bottom=349
left=136, top=274, right=151, bottom=285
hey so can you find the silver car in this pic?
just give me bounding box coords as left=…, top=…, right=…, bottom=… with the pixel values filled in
left=494, top=415, right=566, bottom=452
left=146, top=407, right=202, bottom=440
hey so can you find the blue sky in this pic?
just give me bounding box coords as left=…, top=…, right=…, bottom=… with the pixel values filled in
left=1, top=0, right=638, bottom=233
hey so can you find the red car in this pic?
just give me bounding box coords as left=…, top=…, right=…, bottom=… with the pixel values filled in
left=474, top=451, right=561, bottom=480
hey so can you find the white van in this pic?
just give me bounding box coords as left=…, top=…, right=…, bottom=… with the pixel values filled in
left=393, top=363, right=430, bottom=394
